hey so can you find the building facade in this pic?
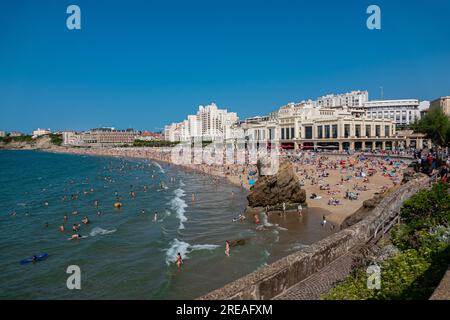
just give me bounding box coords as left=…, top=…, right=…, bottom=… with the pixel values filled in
left=317, top=91, right=368, bottom=108
left=237, top=104, right=425, bottom=151
left=164, top=103, right=239, bottom=142
left=63, top=128, right=138, bottom=147
left=32, top=128, right=51, bottom=137
left=364, top=99, right=420, bottom=128
left=430, top=96, right=450, bottom=116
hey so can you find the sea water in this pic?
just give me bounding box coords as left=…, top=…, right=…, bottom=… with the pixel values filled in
left=0, top=150, right=333, bottom=299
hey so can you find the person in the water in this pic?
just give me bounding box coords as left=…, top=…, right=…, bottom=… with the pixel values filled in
left=69, top=234, right=83, bottom=240
left=82, top=216, right=89, bottom=225
left=176, top=253, right=183, bottom=269
left=72, top=223, right=81, bottom=232
left=225, top=241, right=230, bottom=257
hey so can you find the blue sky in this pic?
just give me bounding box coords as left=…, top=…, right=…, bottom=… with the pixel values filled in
left=1, top=0, right=449, bottom=133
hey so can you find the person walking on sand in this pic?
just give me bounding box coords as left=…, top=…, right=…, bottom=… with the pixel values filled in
left=321, top=215, right=327, bottom=227
left=176, top=253, right=183, bottom=269
left=225, top=240, right=230, bottom=257
left=297, top=204, right=303, bottom=216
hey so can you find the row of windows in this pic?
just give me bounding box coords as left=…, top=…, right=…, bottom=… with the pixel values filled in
left=281, top=127, right=295, bottom=140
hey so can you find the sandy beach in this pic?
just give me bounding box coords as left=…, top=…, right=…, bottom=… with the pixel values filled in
left=48, top=146, right=410, bottom=226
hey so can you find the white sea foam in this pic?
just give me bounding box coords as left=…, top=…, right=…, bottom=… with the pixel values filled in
left=179, top=180, right=186, bottom=187
left=164, top=239, right=219, bottom=265
left=152, top=161, right=165, bottom=173
left=170, top=188, right=188, bottom=230
left=89, top=227, right=117, bottom=237
left=261, top=215, right=274, bottom=227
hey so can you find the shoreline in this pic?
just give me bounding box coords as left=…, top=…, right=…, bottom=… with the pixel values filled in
left=5, top=146, right=410, bottom=227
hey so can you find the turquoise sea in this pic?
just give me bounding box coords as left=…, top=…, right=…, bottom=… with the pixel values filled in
left=0, top=150, right=333, bottom=299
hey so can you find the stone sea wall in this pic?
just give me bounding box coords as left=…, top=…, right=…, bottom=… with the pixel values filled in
left=199, top=174, right=432, bottom=300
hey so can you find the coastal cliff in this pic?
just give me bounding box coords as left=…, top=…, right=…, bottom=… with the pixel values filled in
left=0, top=135, right=61, bottom=150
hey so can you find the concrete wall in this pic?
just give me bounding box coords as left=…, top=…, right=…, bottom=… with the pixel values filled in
left=199, top=175, right=432, bottom=300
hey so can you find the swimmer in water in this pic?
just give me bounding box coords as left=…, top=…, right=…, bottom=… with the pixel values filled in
left=192, top=193, right=196, bottom=202
left=59, top=224, right=65, bottom=232
left=153, top=212, right=158, bottom=222
left=82, top=216, right=89, bottom=225
left=44, top=202, right=49, bottom=207
left=141, top=209, right=145, bottom=214
left=72, top=223, right=81, bottom=232
left=254, top=213, right=260, bottom=225
left=68, top=234, right=83, bottom=241
left=64, top=214, right=68, bottom=221
left=225, top=241, right=230, bottom=257
left=176, top=253, right=183, bottom=269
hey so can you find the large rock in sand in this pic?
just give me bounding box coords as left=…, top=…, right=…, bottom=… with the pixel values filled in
left=247, top=161, right=306, bottom=209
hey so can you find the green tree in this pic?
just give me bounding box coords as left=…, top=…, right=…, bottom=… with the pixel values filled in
left=412, top=108, right=450, bottom=147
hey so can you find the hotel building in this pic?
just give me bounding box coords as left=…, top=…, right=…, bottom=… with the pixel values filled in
left=164, top=103, right=239, bottom=142
left=364, top=99, right=420, bottom=128
left=32, top=128, right=51, bottom=137
left=63, top=128, right=139, bottom=147
left=317, top=91, right=368, bottom=108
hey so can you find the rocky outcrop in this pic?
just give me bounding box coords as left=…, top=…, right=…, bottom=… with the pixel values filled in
left=402, top=163, right=427, bottom=184
left=247, top=161, right=306, bottom=210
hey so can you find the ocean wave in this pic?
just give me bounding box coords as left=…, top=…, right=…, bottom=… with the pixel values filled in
left=170, top=188, right=188, bottom=230
left=152, top=161, right=165, bottom=174
left=164, top=239, right=219, bottom=265
left=89, top=227, right=117, bottom=237
left=179, top=180, right=185, bottom=187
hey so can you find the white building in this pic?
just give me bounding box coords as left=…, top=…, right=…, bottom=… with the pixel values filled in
left=0, top=131, right=6, bottom=137
left=317, top=91, right=368, bottom=108
left=364, top=99, right=420, bottom=128
left=62, top=131, right=82, bottom=146
left=164, top=103, right=239, bottom=142
left=32, top=128, right=51, bottom=138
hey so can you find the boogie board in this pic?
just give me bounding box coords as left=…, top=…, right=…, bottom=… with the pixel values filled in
left=20, top=253, right=48, bottom=265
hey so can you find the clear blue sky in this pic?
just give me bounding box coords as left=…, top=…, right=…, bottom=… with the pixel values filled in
left=1, top=0, right=449, bottom=133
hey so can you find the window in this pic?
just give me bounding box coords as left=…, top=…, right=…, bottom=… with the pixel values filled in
left=318, top=126, right=323, bottom=139
left=291, top=127, right=295, bottom=139
left=366, top=125, right=371, bottom=137
left=281, top=128, right=285, bottom=140
left=305, top=126, right=312, bottom=139
left=385, top=125, right=390, bottom=137
left=344, top=124, right=350, bottom=138
left=332, top=125, right=338, bottom=138
left=375, top=125, right=381, bottom=137
left=325, top=125, right=330, bottom=139
left=355, top=124, right=361, bottom=138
